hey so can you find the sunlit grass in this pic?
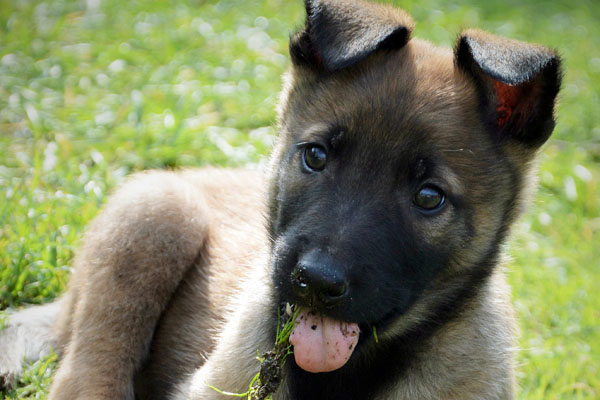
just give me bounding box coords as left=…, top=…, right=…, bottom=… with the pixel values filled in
left=1, top=0, right=598, bottom=399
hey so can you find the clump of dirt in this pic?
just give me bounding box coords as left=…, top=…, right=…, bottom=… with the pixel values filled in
left=250, top=303, right=300, bottom=400
left=255, top=350, right=282, bottom=399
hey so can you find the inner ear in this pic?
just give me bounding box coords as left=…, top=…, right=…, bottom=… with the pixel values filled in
left=290, top=0, right=414, bottom=73
left=494, top=81, right=520, bottom=128
left=493, top=79, right=542, bottom=130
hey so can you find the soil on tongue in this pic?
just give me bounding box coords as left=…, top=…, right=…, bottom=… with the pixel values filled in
left=289, top=309, right=360, bottom=373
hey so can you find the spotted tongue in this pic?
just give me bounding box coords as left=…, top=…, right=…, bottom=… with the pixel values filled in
left=289, top=309, right=360, bottom=373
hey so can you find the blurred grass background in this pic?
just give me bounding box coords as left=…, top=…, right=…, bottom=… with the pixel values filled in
left=0, top=0, right=598, bottom=398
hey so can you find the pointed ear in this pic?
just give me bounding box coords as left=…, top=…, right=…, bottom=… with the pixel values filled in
left=290, top=0, right=414, bottom=72
left=455, top=29, right=562, bottom=148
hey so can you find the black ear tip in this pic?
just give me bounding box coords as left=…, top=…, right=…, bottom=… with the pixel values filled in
left=291, top=0, right=414, bottom=72
left=547, top=51, right=563, bottom=82
left=454, top=35, right=474, bottom=71
left=304, top=0, right=318, bottom=15
left=455, top=30, right=560, bottom=86
left=289, top=28, right=322, bottom=70
left=542, top=53, right=563, bottom=100
left=378, top=26, right=410, bottom=51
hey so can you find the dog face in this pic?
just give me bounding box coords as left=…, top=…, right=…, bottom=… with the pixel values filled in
left=268, top=0, right=560, bottom=369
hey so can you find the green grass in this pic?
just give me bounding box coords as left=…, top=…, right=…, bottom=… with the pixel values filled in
left=0, top=0, right=598, bottom=398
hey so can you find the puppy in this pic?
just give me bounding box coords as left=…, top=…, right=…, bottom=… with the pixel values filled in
left=0, top=0, right=561, bottom=399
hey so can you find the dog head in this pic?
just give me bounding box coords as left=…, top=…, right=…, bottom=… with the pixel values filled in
left=267, top=0, right=560, bottom=370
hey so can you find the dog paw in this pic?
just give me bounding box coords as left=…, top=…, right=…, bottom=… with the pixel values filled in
left=0, top=303, right=60, bottom=389
left=0, top=324, right=26, bottom=389
left=0, top=369, right=16, bottom=391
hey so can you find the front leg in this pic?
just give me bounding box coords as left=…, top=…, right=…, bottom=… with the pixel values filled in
left=173, top=271, right=277, bottom=400
left=49, top=171, right=210, bottom=399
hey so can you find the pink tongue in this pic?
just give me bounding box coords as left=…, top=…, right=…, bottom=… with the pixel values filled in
left=289, top=309, right=360, bottom=373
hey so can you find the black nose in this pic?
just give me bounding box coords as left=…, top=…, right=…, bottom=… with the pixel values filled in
left=291, top=250, right=348, bottom=308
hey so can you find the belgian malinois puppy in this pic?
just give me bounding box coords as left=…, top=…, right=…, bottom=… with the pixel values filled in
left=0, top=0, right=561, bottom=399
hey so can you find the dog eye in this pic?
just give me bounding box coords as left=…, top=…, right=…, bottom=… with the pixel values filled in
left=413, top=185, right=445, bottom=211
left=303, top=145, right=327, bottom=172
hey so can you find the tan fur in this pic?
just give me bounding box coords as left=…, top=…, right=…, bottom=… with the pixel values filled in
left=51, top=39, right=519, bottom=399
left=0, top=1, right=561, bottom=399
left=49, top=169, right=268, bottom=399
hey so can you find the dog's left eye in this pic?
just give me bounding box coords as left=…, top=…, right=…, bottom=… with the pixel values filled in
left=303, top=145, right=327, bottom=172
left=414, top=185, right=445, bottom=211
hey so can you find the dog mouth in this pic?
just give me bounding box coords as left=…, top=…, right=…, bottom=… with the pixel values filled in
left=289, top=308, right=360, bottom=373
left=286, top=301, right=411, bottom=374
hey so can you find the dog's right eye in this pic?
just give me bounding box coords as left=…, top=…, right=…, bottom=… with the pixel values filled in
left=413, top=185, right=445, bottom=212
left=303, top=145, right=327, bottom=172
